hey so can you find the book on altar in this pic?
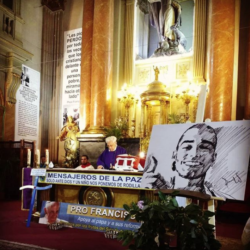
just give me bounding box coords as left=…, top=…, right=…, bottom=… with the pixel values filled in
left=114, top=154, right=143, bottom=171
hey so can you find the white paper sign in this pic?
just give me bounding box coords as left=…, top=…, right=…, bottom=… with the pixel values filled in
left=62, top=28, right=82, bottom=127
left=31, top=168, right=46, bottom=176
left=15, top=65, right=40, bottom=144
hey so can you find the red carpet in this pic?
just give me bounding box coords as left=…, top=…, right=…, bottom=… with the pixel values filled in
left=0, top=201, right=126, bottom=250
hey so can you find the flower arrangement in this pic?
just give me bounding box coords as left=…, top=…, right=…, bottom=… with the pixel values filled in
left=117, top=191, right=221, bottom=250
left=104, top=118, right=130, bottom=141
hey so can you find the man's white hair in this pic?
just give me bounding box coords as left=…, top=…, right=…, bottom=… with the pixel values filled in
left=105, top=136, right=117, bottom=144
left=45, top=201, right=60, bottom=210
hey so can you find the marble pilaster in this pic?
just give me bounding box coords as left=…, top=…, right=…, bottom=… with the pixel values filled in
left=89, top=0, right=114, bottom=133
left=192, top=0, right=206, bottom=82
left=40, top=6, right=54, bottom=153
left=80, top=1, right=94, bottom=131
left=206, top=0, right=235, bottom=121
left=48, top=10, right=64, bottom=163
left=124, top=0, right=135, bottom=85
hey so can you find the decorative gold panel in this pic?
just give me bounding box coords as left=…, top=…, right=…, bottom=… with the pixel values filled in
left=139, top=67, right=151, bottom=83
left=176, top=61, right=191, bottom=79
left=83, top=187, right=108, bottom=206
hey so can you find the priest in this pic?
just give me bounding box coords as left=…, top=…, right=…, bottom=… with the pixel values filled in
left=97, top=136, right=127, bottom=170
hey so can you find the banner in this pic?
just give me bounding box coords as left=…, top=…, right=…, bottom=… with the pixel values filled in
left=15, top=65, right=40, bottom=143
left=39, top=201, right=140, bottom=232
left=62, top=28, right=82, bottom=127
left=39, top=171, right=142, bottom=189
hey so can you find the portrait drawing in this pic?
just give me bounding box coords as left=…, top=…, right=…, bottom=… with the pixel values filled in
left=141, top=120, right=250, bottom=200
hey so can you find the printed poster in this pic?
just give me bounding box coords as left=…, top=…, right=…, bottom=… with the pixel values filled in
left=62, top=28, right=82, bottom=127
left=15, top=65, right=40, bottom=144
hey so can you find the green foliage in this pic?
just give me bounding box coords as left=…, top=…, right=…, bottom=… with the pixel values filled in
left=117, top=191, right=221, bottom=250
left=168, top=113, right=183, bottom=124
left=104, top=120, right=129, bottom=141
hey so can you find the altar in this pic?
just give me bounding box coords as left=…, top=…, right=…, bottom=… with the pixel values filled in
left=37, top=168, right=147, bottom=211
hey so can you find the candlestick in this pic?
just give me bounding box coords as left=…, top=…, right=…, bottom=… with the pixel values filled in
left=45, top=149, right=49, bottom=165
left=27, top=149, right=31, bottom=167
left=36, top=149, right=40, bottom=166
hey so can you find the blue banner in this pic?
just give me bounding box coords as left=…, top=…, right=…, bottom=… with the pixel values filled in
left=39, top=201, right=140, bottom=232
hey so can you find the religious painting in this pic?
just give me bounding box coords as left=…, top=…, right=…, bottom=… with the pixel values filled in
left=141, top=120, right=250, bottom=200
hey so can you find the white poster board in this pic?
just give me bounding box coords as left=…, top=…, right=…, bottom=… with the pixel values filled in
left=195, top=84, right=207, bottom=123
left=62, top=28, right=82, bottom=127
left=15, top=65, right=40, bottom=144
left=141, top=120, right=250, bottom=200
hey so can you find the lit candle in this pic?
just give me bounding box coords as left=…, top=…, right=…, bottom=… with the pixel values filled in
left=27, top=149, right=31, bottom=166
left=36, top=149, right=40, bottom=166
left=45, top=149, right=49, bottom=165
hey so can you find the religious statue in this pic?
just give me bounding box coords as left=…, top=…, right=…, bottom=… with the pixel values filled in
left=137, top=0, right=187, bottom=56
left=153, top=66, right=159, bottom=81
left=58, top=116, right=80, bottom=168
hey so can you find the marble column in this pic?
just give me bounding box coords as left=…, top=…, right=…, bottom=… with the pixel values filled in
left=206, top=0, right=235, bottom=121
left=192, top=0, right=206, bottom=82
left=48, top=10, right=64, bottom=163
left=124, top=0, right=135, bottom=85
left=80, top=1, right=94, bottom=131
left=159, top=101, right=165, bottom=124
left=89, top=0, right=114, bottom=133
left=40, top=6, right=54, bottom=154
left=147, top=105, right=152, bottom=135
left=140, top=103, right=145, bottom=137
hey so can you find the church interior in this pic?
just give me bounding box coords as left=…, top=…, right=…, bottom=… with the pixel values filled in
left=0, top=0, right=250, bottom=249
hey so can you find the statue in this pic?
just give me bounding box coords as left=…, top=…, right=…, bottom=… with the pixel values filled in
left=58, top=116, right=80, bottom=168
left=138, top=0, right=187, bottom=56
left=153, top=66, right=160, bottom=81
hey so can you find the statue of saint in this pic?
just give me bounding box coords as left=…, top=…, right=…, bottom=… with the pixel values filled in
left=147, top=0, right=187, bottom=56
left=58, top=116, right=80, bottom=168
left=153, top=66, right=160, bottom=81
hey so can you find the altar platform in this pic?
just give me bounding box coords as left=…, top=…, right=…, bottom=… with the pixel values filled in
left=37, top=168, right=148, bottom=211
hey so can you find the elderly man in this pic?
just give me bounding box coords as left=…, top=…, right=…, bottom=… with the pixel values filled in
left=97, top=136, right=127, bottom=170
left=143, top=123, right=220, bottom=195
left=39, top=201, right=61, bottom=224
left=75, top=155, right=94, bottom=170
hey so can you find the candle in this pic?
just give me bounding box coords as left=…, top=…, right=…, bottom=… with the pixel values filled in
left=36, top=149, right=40, bottom=166
left=45, top=149, right=49, bottom=165
left=27, top=149, right=31, bottom=166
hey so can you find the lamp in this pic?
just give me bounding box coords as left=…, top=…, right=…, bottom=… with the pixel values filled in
left=174, top=72, right=201, bottom=122
left=117, top=83, right=139, bottom=137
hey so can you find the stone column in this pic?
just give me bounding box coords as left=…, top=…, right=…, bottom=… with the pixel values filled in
left=124, top=0, right=135, bottom=84
left=140, top=103, right=145, bottom=137
left=89, top=0, right=114, bottom=133
left=206, top=0, right=235, bottom=121
left=48, top=10, right=64, bottom=163
left=147, top=105, right=152, bottom=135
left=159, top=101, right=165, bottom=124
left=80, top=0, right=94, bottom=131
left=192, top=0, right=206, bottom=82
left=40, top=6, right=54, bottom=153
